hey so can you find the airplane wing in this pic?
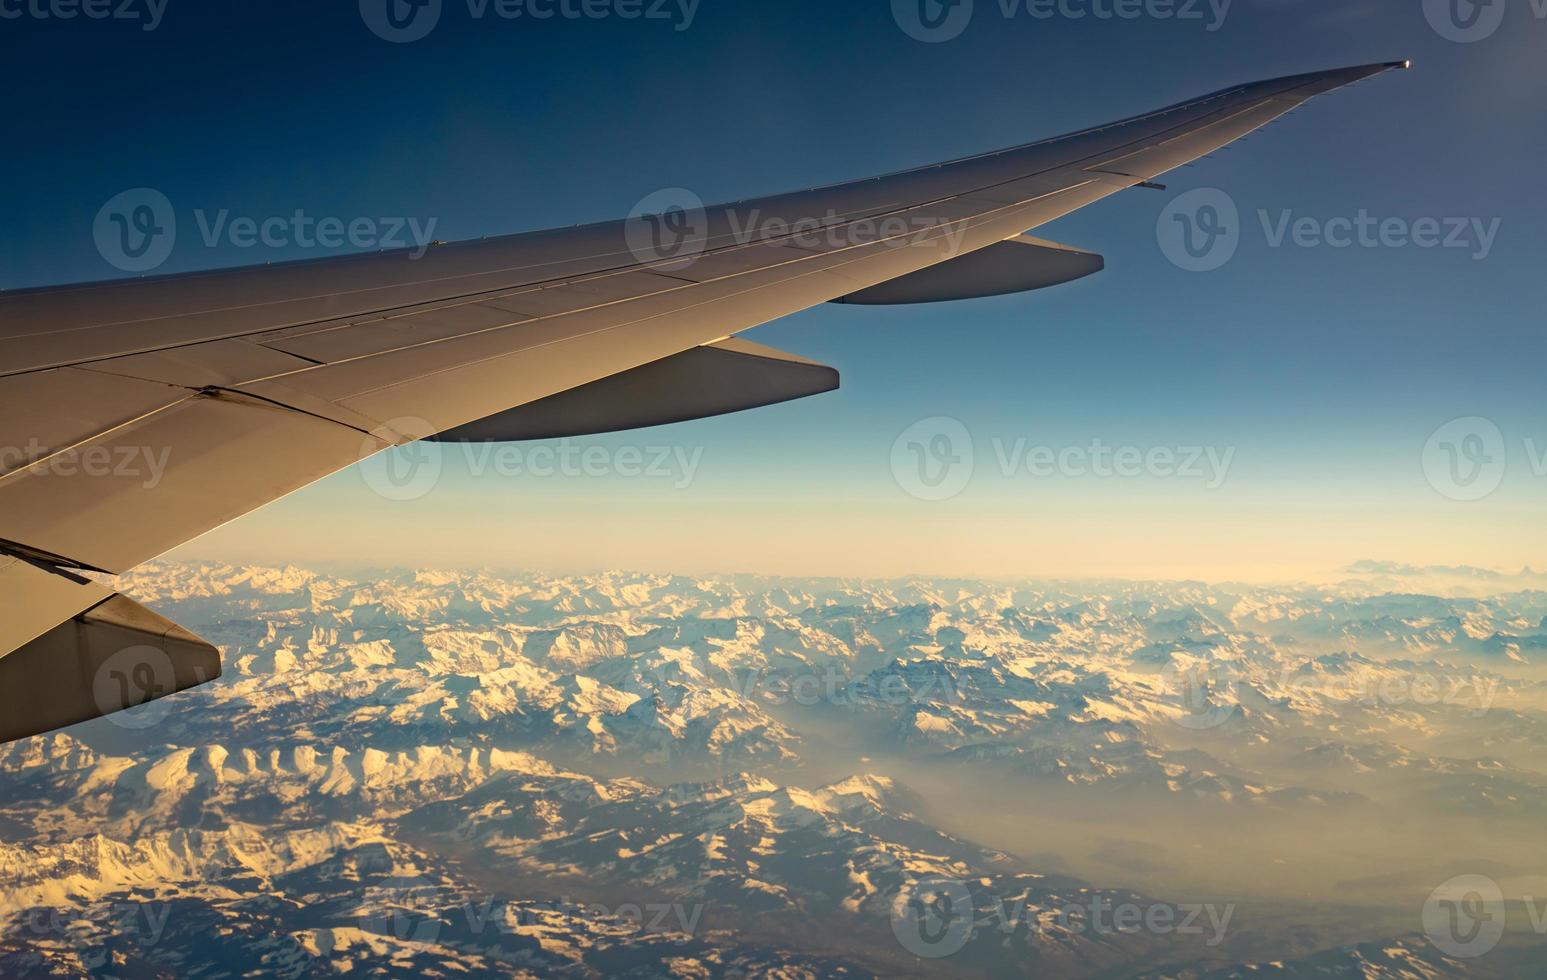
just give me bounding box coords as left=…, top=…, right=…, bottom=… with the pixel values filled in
left=0, top=61, right=1407, bottom=742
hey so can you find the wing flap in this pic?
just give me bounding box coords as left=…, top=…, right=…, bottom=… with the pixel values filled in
left=0, top=592, right=220, bottom=744
left=432, top=338, right=838, bottom=442
left=832, top=234, right=1103, bottom=305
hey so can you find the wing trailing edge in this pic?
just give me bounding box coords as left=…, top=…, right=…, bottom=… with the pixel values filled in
left=831, top=235, right=1103, bottom=305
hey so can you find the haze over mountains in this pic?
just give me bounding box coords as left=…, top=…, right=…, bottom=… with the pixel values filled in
left=3, top=561, right=1546, bottom=977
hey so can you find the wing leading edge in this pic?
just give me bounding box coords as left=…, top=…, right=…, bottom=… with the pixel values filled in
left=0, top=61, right=1408, bottom=742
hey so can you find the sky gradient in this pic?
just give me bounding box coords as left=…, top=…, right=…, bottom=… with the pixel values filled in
left=3, top=0, right=1543, bottom=579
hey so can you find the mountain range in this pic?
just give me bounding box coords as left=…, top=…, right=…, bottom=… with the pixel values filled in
left=3, top=561, right=1545, bottom=976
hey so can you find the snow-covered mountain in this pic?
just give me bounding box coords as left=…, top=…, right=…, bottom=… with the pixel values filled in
left=3, top=561, right=1545, bottom=977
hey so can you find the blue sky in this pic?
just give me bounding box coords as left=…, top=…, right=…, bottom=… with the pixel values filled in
left=3, top=0, right=1543, bottom=578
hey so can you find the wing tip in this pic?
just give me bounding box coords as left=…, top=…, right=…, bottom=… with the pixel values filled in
left=1269, top=59, right=1412, bottom=103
